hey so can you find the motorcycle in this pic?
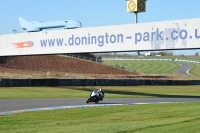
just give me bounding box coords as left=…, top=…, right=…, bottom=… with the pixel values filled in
left=86, top=89, right=104, bottom=104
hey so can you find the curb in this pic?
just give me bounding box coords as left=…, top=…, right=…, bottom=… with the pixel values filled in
left=0, top=102, right=180, bottom=116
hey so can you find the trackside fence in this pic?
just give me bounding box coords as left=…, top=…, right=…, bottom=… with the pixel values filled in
left=114, top=58, right=200, bottom=63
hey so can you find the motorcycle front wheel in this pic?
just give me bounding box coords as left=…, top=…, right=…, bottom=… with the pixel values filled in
left=86, top=99, right=90, bottom=104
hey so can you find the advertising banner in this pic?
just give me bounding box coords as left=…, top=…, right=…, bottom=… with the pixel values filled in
left=0, top=18, right=200, bottom=56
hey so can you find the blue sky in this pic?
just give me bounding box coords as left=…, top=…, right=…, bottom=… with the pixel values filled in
left=0, top=0, right=200, bottom=55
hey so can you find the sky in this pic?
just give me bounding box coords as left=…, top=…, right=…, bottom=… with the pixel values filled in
left=0, top=0, right=200, bottom=55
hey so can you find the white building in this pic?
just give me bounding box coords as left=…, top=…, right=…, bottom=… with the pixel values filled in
left=144, top=52, right=151, bottom=56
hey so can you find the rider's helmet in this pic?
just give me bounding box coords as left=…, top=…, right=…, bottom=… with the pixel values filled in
left=100, top=88, right=103, bottom=92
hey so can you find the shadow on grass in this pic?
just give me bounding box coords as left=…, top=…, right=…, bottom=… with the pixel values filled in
left=62, top=87, right=200, bottom=98
left=87, top=103, right=122, bottom=104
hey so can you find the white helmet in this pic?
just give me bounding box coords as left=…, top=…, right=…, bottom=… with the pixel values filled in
left=100, top=88, right=102, bottom=91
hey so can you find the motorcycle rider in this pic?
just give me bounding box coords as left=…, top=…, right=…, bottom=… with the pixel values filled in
left=98, top=88, right=104, bottom=100
left=86, top=88, right=104, bottom=103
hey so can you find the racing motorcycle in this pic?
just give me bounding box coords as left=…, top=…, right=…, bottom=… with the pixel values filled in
left=86, top=89, right=104, bottom=104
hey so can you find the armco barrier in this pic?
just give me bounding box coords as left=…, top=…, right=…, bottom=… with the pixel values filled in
left=114, top=58, right=200, bottom=64
left=0, top=79, right=200, bottom=87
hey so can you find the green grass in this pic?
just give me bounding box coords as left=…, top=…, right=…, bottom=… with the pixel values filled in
left=1, top=102, right=200, bottom=133
left=195, top=56, right=200, bottom=60
left=1, top=85, right=200, bottom=133
left=104, top=60, right=200, bottom=77
left=1, top=86, right=200, bottom=99
left=189, top=63, right=200, bottom=77
left=104, top=60, right=180, bottom=74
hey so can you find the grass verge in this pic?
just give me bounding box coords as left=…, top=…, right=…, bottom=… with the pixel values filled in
left=189, top=62, right=200, bottom=77
left=0, top=102, right=200, bottom=133
left=0, top=86, right=200, bottom=99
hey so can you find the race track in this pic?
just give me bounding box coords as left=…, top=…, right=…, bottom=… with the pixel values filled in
left=0, top=61, right=198, bottom=115
left=1, top=98, right=200, bottom=115
left=173, top=61, right=193, bottom=75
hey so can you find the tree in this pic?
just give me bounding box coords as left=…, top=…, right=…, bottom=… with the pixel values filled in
left=156, top=51, right=174, bottom=56
left=195, top=52, right=200, bottom=56
left=166, top=52, right=174, bottom=56
left=157, top=52, right=167, bottom=56
left=150, top=52, right=156, bottom=56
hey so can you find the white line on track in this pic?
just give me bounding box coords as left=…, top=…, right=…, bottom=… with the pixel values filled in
left=173, top=63, right=181, bottom=74
left=0, top=102, right=182, bottom=116
left=173, top=62, right=193, bottom=76
left=186, top=63, right=193, bottom=76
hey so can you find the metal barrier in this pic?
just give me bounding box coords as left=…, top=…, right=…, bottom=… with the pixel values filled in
left=114, top=58, right=200, bottom=63
left=102, top=62, right=132, bottom=71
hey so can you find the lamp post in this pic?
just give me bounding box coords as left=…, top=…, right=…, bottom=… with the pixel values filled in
left=135, top=12, right=138, bottom=23
left=126, top=0, right=147, bottom=24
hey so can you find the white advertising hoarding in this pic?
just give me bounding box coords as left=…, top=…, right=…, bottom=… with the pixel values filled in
left=0, top=18, right=200, bottom=56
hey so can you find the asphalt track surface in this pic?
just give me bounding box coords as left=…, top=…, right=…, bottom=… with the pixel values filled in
left=173, top=61, right=193, bottom=75
left=1, top=98, right=200, bottom=115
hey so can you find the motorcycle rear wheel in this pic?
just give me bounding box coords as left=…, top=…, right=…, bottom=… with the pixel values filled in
left=95, top=100, right=99, bottom=103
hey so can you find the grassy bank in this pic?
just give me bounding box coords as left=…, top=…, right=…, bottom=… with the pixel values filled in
left=104, top=60, right=200, bottom=77
left=104, top=60, right=180, bottom=74
left=0, top=86, right=200, bottom=99
left=1, top=102, right=200, bottom=133
left=189, top=62, right=200, bottom=77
